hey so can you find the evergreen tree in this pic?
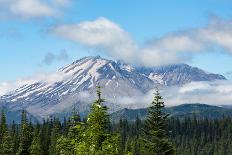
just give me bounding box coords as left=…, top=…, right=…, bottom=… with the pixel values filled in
left=68, top=105, right=82, bottom=139
left=0, top=111, right=14, bottom=155
left=40, top=119, right=51, bottom=155
left=57, top=106, right=84, bottom=155
left=0, top=110, right=7, bottom=144
left=11, top=121, right=19, bottom=154
left=29, top=129, right=43, bottom=155
left=75, top=86, right=119, bottom=155
left=1, top=130, right=14, bottom=155
left=49, top=118, right=61, bottom=155
left=71, top=105, right=81, bottom=127
left=17, top=110, right=33, bottom=155
left=142, top=89, right=175, bottom=155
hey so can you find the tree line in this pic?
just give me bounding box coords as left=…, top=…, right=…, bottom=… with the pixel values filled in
left=0, top=87, right=232, bottom=155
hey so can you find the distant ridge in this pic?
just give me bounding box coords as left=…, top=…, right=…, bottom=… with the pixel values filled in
left=111, top=104, right=232, bottom=122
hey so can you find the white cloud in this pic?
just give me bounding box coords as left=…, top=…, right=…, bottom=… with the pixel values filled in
left=117, top=80, right=232, bottom=108
left=53, top=17, right=232, bottom=67
left=1, top=72, right=232, bottom=108
left=164, top=80, right=232, bottom=106
left=0, top=0, right=71, bottom=19
left=0, top=71, right=69, bottom=95
left=53, top=17, right=138, bottom=61
left=10, top=0, right=55, bottom=18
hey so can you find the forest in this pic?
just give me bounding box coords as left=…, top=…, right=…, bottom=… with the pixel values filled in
left=0, top=87, right=232, bottom=155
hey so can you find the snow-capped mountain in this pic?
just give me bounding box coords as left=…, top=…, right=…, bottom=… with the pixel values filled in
left=0, top=56, right=226, bottom=119
left=136, top=64, right=226, bottom=86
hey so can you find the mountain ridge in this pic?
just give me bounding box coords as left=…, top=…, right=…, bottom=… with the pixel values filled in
left=111, top=103, right=232, bottom=122
left=0, top=56, right=226, bottom=119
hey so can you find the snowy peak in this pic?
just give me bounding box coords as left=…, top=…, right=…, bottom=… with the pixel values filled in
left=136, top=64, right=226, bottom=86
left=0, top=56, right=226, bottom=118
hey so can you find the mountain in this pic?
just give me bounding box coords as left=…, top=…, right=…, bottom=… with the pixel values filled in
left=136, top=64, right=226, bottom=86
left=0, top=56, right=226, bottom=120
left=111, top=104, right=232, bottom=122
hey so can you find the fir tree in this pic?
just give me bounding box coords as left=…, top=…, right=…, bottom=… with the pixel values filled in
left=71, top=105, right=81, bottom=127
left=17, top=110, right=33, bottom=155
left=29, top=129, right=43, bottom=155
left=1, top=130, right=14, bottom=155
left=11, top=120, right=19, bottom=154
left=40, top=119, right=51, bottom=155
left=0, top=109, right=7, bottom=143
left=75, top=86, right=119, bottom=155
left=0, top=111, right=14, bottom=155
left=49, top=118, right=60, bottom=155
left=142, top=89, right=175, bottom=155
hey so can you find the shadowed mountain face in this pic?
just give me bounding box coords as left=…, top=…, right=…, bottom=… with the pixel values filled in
left=0, top=56, right=226, bottom=119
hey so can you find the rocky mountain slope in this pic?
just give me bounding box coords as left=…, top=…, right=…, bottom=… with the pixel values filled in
left=0, top=56, right=226, bottom=119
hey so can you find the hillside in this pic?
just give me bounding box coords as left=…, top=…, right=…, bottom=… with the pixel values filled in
left=111, top=104, right=232, bottom=122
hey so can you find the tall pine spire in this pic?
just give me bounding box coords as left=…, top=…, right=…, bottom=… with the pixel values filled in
left=143, top=89, right=175, bottom=155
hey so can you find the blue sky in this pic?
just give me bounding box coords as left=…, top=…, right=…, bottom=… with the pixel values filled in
left=1, top=0, right=232, bottom=83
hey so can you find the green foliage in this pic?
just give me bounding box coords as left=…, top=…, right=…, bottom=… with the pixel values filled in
left=142, top=90, right=175, bottom=155
left=11, top=121, right=19, bottom=154
left=0, top=110, right=7, bottom=136
left=49, top=118, right=61, bottom=155
left=3, top=89, right=232, bottom=155
left=56, top=136, right=75, bottom=155
left=29, top=130, right=43, bottom=155
left=1, top=130, right=14, bottom=155
left=74, top=86, right=120, bottom=155
left=17, top=110, right=33, bottom=155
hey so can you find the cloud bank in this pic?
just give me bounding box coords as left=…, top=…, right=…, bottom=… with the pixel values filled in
left=115, top=80, right=232, bottom=108
left=1, top=73, right=232, bottom=107
left=53, top=17, right=232, bottom=67
left=0, top=0, right=71, bottom=19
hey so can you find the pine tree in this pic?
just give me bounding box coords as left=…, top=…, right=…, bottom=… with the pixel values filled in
left=142, top=89, right=175, bottom=155
left=17, top=110, right=33, bottom=155
left=11, top=120, right=19, bottom=154
left=1, top=130, right=14, bottom=155
left=0, top=110, right=14, bottom=155
left=75, top=86, right=119, bottom=154
left=57, top=106, right=84, bottom=155
left=40, top=119, right=51, bottom=155
left=29, top=128, right=43, bottom=155
left=49, top=118, right=60, bottom=155
left=119, top=118, right=129, bottom=154
left=71, top=105, right=81, bottom=127
left=68, top=105, right=81, bottom=139
left=0, top=109, right=7, bottom=144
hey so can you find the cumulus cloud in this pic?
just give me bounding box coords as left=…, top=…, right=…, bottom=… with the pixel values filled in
left=53, top=17, right=232, bottom=67
left=53, top=17, right=138, bottom=61
left=0, top=0, right=71, bottom=19
left=42, top=49, right=69, bottom=65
